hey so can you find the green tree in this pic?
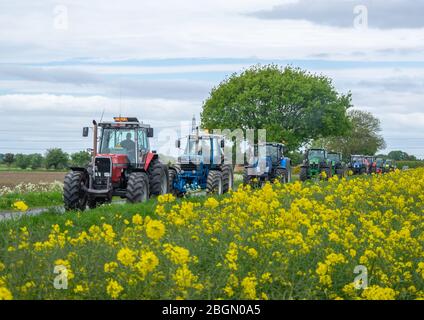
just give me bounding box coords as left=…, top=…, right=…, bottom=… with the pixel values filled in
left=70, top=151, right=92, bottom=167
left=201, top=65, right=352, bottom=150
left=314, top=109, right=386, bottom=158
left=29, top=153, right=44, bottom=170
left=3, top=153, right=14, bottom=167
left=15, top=154, right=30, bottom=170
left=45, top=148, right=69, bottom=170
left=387, top=150, right=416, bottom=161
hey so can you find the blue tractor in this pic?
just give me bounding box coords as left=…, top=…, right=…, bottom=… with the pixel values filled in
left=243, top=143, right=291, bottom=187
left=349, top=155, right=367, bottom=175
left=168, top=132, right=233, bottom=196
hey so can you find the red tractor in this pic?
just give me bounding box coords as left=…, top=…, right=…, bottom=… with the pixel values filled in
left=63, top=117, right=169, bottom=211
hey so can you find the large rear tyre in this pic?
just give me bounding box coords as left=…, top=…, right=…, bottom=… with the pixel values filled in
left=206, top=170, right=223, bottom=195
left=299, top=167, right=308, bottom=182
left=148, top=159, right=169, bottom=196
left=126, top=172, right=150, bottom=203
left=222, top=165, right=234, bottom=193
left=63, top=171, right=88, bottom=211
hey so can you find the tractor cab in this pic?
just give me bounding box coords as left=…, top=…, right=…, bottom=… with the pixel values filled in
left=349, top=155, right=366, bottom=175
left=327, top=152, right=342, bottom=165
left=244, top=143, right=291, bottom=185
left=170, top=132, right=232, bottom=196
left=300, top=148, right=331, bottom=181
left=374, top=157, right=384, bottom=174
left=383, top=159, right=396, bottom=173
left=364, top=156, right=375, bottom=174
left=327, top=152, right=347, bottom=177
left=306, top=149, right=328, bottom=166
left=177, top=133, right=224, bottom=167
left=97, top=117, right=153, bottom=166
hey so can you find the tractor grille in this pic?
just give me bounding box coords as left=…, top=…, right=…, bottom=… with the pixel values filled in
left=94, top=157, right=112, bottom=188
left=180, top=163, right=197, bottom=172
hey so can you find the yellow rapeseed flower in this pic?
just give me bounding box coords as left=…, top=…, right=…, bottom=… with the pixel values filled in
left=13, top=201, right=28, bottom=212
left=106, top=279, right=123, bottom=299
left=145, top=220, right=165, bottom=240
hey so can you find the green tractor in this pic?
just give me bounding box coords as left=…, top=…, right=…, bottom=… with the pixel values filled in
left=383, top=159, right=396, bottom=173
left=327, top=152, right=347, bottom=178
left=300, top=148, right=332, bottom=181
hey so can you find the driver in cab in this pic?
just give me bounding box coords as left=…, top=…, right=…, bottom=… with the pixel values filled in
left=120, top=133, right=136, bottom=162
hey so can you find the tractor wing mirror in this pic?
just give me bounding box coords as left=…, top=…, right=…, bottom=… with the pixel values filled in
left=147, top=128, right=154, bottom=137
left=82, top=127, right=89, bottom=137
left=175, top=139, right=181, bottom=149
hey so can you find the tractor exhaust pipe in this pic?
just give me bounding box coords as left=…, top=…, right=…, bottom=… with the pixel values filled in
left=93, top=120, right=98, bottom=159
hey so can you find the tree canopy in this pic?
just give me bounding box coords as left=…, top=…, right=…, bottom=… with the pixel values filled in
left=201, top=65, right=352, bottom=150
left=314, top=109, right=386, bottom=158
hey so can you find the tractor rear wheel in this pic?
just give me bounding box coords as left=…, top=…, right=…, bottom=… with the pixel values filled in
left=222, top=165, right=234, bottom=193
left=126, top=172, right=150, bottom=203
left=206, top=170, right=223, bottom=195
left=63, top=171, right=88, bottom=211
left=148, top=159, right=169, bottom=196
left=300, top=167, right=308, bottom=182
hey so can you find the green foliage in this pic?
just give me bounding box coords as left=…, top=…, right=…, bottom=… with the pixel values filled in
left=387, top=150, right=417, bottom=161
left=14, top=154, right=30, bottom=170
left=287, top=150, right=304, bottom=166
left=0, top=191, right=63, bottom=211
left=314, top=109, right=386, bottom=158
left=396, top=161, right=424, bottom=169
left=201, top=65, right=352, bottom=151
left=3, top=153, right=14, bottom=167
left=70, top=151, right=92, bottom=167
left=29, top=154, right=44, bottom=170
left=45, top=148, right=69, bottom=170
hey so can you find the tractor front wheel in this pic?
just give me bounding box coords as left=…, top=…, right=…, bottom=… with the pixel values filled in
left=242, top=170, right=251, bottom=186
left=299, top=167, right=308, bottom=182
left=222, top=165, right=234, bottom=193
left=168, top=167, right=184, bottom=198
left=274, top=168, right=287, bottom=184
left=207, top=170, right=223, bottom=195
left=126, top=172, right=150, bottom=203
left=148, top=159, right=169, bottom=196
left=63, top=171, right=88, bottom=211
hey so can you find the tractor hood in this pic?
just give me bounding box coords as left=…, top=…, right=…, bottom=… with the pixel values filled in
left=309, top=157, right=322, bottom=165
left=97, top=153, right=129, bottom=165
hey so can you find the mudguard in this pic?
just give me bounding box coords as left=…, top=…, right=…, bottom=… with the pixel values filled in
left=144, top=152, right=158, bottom=171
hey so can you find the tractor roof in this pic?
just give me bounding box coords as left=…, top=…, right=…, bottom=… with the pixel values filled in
left=99, top=117, right=151, bottom=129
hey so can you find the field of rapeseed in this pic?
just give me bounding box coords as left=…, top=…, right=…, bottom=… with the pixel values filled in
left=0, top=169, right=423, bottom=300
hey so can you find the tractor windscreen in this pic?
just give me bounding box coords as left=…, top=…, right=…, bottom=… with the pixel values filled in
left=327, top=153, right=340, bottom=162
left=183, top=138, right=211, bottom=157
left=266, top=145, right=279, bottom=163
left=351, top=156, right=363, bottom=162
left=99, top=128, right=147, bottom=163
left=308, top=150, right=325, bottom=160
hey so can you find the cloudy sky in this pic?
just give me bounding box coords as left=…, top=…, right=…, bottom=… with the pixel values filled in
left=0, top=0, right=423, bottom=157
